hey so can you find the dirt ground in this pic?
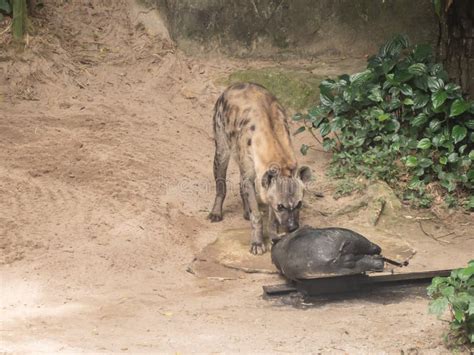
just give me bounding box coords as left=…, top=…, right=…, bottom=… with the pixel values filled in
left=0, top=1, right=473, bottom=353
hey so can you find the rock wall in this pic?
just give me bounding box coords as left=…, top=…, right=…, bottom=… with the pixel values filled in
left=153, top=0, right=438, bottom=57
left=437, top=0, right=473, bottom=97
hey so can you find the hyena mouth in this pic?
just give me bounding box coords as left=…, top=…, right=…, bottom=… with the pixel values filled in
left=279, top=224, right=300, bottom=234
left=288, top=226, right=299, bottom=233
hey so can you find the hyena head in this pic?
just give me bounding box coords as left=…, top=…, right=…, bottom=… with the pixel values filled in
left=262, top=166, right=312, bottom=233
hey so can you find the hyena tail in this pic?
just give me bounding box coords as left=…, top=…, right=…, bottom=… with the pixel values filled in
left=212, top=94, right=225, bottom=134
left=208, top=94, right=231, bottom=222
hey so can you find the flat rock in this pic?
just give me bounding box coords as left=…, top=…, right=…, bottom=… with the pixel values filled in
left=189, top=226, right=415, bottom=278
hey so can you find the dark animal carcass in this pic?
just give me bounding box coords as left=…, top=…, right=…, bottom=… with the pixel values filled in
left=271, top=226, right=385, bottom=280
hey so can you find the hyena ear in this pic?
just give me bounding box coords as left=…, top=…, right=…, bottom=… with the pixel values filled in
left=297, top=166, right=312, bottom=183
left=261, top=170, right=276, bottom=189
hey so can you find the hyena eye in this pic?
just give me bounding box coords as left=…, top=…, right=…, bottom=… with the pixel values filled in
left=295, top=201, right=302, bottom=209
left=277, top=204, right=285, bottom=211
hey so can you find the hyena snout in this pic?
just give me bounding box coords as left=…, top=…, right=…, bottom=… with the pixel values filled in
left=272, top=203, right=301, bottom=233
left=287, top=219, right=299, bottom=233
left=279, top=211, right=300, bottom=233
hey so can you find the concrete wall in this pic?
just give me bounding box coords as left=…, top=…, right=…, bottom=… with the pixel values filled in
left=154, top=0, right=438, bottom=57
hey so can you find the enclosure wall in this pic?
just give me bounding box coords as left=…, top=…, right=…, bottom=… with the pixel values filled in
left=154, top=0, right=438, bottom=57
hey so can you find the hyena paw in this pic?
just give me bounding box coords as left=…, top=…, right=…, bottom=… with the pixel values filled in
left=207, top=212, right=223, bottom=222
left=250, top=242, right=266, bottom=255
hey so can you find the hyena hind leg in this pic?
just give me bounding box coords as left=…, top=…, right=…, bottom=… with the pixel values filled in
left=208, top=135, right=230, bottom=222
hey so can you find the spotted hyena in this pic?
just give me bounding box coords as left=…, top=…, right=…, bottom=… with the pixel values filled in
left=208, top=83, right=311, bottom=255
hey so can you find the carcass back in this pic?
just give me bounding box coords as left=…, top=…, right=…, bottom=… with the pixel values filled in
left=271, top=226, right=384, bottom=280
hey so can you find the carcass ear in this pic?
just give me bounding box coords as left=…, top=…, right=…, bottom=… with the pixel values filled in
left=261, top=170, right=276, bottom=189
left=271, top=235, right=282, bottom=246
left=297, top=166, right=312, bottom=183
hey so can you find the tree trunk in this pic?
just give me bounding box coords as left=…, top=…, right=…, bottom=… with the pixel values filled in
left=12, top=0, right=27, bottom=41
left=437, top=0, right=474, bottom=98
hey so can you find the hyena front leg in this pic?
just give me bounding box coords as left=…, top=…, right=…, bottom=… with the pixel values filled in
left=240, top=178, right=251, bottom=221
left=208, top=132, right=230, bottom=222
left=241, top=178, right=266, bottom=255
left=267, top=209, right=279, bottom=242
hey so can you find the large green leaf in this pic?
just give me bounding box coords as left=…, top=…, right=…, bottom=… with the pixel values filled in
left=447, top=153, right=459, bottom=163
left=294, top=126, right=306, bottom=135
left=428, top=276, right=447, bottom=295
left=413, top=93, right=430, bottom=109
left=300, top=144, right=309, bottom=155
left=354, top=136, right=365, bottom=147
left=405, top=155, right=418, bottom=167
left=413, top=44, right=432, bottom=62
left=292, top=113, right=304, bottom=121
left=379, top=34, right=409, bottom=57
left=320, top=93, right=333, bottom=107
left=408, top=176, right=423, bottom=190
left=319, top=80, right=336, bottom=98
left=331, top=116, right=346, bottom=130
left=429, top=119, right=442, bottom=132
left=441, top=177, right=457, bottom=192
left=400, top=84, right=413, bottom=96
left=308, top=106, right=325, bottom=119
left=467, top=196, right=474, bottom=210
left=449, top=98, right=470, bottom=117
left=382, top=59, right=397, bottom=74
left=441, top=285, right=455, bottom=298
left=377, top=112, right=391, bottom=122
left=368, top=87, right=383, bottom=102
left=412, top=113, right=428, bottom=127
left=0, top=0, right=11, bottom=14
left=385, top=119, right=400, bottom=132
left=417, top=138, right=431, bottom=150
left=311, top=116, right=324, bottom=128
left=408, top=63, right=427, bottom=76
left=332, top=97, right=350, bottom=115
left=338, top=74, right=350, bottom=84
left=452, top=125, right=468, bottom=144
left=427, top=77, right=444, bottom=92
left=457, top=265, right=474, bottom=281
left=432, top=90, right=448, bottom=109
left=413, top=76, right=429, bottom=91
left=322, top=138, right=336, bottom=151
left=350, top=70, right=374, bottom=86
left=394, top=69, right=413, bottom=83
left=319, top=122, right=331, bottom=137
left=367, top=55, right=383, bottom=70
left=419, top=158, right=433, bottom=168
left=403, top=98, right=414, bottom=106
left=387, top=98, right=402, bottom=111
left=342, top=89, right=353, bottom=104
left=444, top=83, right=462, bottom=97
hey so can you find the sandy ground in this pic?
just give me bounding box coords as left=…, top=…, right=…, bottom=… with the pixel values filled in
left=0, top=1, right=473, bottom=353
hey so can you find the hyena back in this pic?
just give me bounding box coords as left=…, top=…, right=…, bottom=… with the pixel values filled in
left=208, top=83, right=311, bottom=255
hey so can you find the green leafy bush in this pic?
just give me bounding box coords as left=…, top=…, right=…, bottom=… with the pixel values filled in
left=0, top=0, right=11, bottom=20
left=294, top=35, right=474, bottom=208
left=428, top=261, right=474, bottom=347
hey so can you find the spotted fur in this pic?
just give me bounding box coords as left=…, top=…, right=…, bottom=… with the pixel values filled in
left=208, top=83, right=311, bottom=255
